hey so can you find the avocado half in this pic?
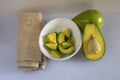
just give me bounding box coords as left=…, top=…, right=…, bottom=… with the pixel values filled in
left=82, top=23, right=106, bottom=61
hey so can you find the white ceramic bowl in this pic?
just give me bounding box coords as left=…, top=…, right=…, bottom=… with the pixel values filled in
left=39, top=18, right=82, bottom=61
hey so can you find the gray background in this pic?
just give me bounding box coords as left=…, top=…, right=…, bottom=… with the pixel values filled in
left=0, top=0, right=120, bottom=80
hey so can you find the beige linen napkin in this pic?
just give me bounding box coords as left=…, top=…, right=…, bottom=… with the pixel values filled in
left=17, top=12, right=46, bottom=71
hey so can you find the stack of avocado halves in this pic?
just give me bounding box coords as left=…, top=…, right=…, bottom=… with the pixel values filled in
left=72, top=10, right=106, bottom=61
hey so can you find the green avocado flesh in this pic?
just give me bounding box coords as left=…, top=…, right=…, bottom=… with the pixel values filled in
left=62, top=42, right=73, bottom=49
left=72, top=10, right=104, bottom=32
left=59, top=44, right=75, bottom=54
left=46, top=32, right=57, bottom=43
left=83, top=23, right=106, bottom=61
left=45, top=43, right=58, bottom=50
left=44, top=28, right=75, bottom=59
left=57, top=32, right=65, bottom=43
left=63, top=28, right=71, bottom=37
left=67, top=37, right=75, bottom=44
left=50, top=50, right=63, bottom=58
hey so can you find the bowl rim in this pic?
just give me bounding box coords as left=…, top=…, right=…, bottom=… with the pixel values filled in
left=39, top=17, right=82, bottom=61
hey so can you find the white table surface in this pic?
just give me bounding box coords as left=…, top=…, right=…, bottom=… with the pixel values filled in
left=0, top=12, right=120, bottom=80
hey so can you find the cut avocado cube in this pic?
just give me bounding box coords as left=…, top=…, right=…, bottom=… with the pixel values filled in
left=46, top=32, right=57, bottom=43
left=63, top=28, right=71, bottom=37
left=50, top=50, right=63, bottom=58
left=83, top=23, right=106, bottom=61
left=67, top=37, right=75, bottom=44
left=57, top=32, right=65, bottom=43
left=58, top=44, right=75, bottom=54
left=45, top=43, right=58, bottom=50
left=62, top=42, right=73, bottom=49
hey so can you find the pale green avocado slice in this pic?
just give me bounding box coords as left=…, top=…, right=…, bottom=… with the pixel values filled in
left=46, top=32, right=57, bottom=43
left=50, top=50, right=63, bottom=58
left=61, top=42, right=73, bottom=49
left=63, top=28, right=71, bottom=37
left=57, top=32, right=65, bottom=43
left=58, top=44, right=75, bottom=54
left=45, top=43, right=58, bottom=50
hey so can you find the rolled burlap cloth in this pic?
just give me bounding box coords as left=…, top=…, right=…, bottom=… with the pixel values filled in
left=17, top=13, right=46, bottom=71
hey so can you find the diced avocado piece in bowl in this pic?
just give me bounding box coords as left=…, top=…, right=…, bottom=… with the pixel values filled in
left=61, top=42, right=73, bottom=49
left=67, top=37, right=75, bottom=44
left=58, top=44, right=75, bottom=54
left=50, top=50, right=63, bottom=59
left=45, top=43, right=58, bottom=50
left=46, top=32, right=57, bottom=43
left=57, top=32, right=65, bottom=43
left=63, top=28, right=71, bottom=37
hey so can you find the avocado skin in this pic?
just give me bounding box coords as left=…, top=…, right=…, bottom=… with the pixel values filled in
left=50, top=50, right=63, bottom=58
left=72, top=9, right=104, bottom=32
left=82, top=23, right=106, bottom=61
